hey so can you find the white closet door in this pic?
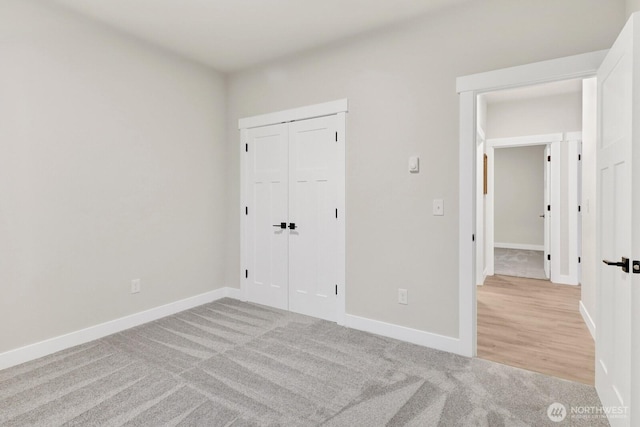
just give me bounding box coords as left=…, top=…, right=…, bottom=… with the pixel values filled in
left=246, top=124, right=289, bottom=310
left=288, top=116, right=338, bottom=321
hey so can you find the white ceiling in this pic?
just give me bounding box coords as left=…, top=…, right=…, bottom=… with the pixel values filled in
left=48, top=0, right=469, bottom=72
left=483, top=79, right=584, bottom=105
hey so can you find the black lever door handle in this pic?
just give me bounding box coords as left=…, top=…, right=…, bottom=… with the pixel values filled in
left=603, top=257, right=629, bottom=273
left=272, top=223, right=286, bottom=229
left=288, top=222, right=297, bottom=230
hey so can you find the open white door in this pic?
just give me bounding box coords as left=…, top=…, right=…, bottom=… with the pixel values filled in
left=544, top=144, right=551, bottom=279
left=596, top=13, right=638, bottom=426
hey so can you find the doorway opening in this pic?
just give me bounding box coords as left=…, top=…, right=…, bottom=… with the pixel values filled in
left=459, top=32, right=640, bottom=422
left=473, top=79, right=595, bottom=384
left=492, top=144, right=548, bottom=280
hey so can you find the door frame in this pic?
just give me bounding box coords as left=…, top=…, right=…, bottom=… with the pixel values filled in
left=456, top=51, right=606, bottom=357
left=238, top=99, right=348, bottom=325
left=485, top=135, right=556, bottom=280
left=475, top=128, right=486, bottom=285
left=484, top=133, right=582, bottom=285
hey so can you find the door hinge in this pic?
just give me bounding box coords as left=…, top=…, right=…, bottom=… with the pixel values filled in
left=547, top=205, right=551, bottom=211
left=335, top=132, right=338, bottom=142
left=578, top=257, right=581, bottom=263
left=578, top=154, right=582, bottom=161
left=633, top=260, right=640, bottom=274
left=245, top=206, right=248, bottom=215
left=335, top=284, right=338, bottom=295
left=547, top=155, right=551, bottom=162
left=547, top=254, right=551, bottom=261
left=245, top=143, right=248, bottom=152
left=472, top=234, right=475, bottom=242
left=578, top=205, right=581, bottom=212
left=335, top=208, right=338, bottom=219
left=245, top=269, right=248, bottom=278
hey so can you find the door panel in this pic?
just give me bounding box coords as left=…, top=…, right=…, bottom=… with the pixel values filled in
left=544, top=145, right=550, bottom=279
left=596, top=13, right=635, bottom=426
left=288, top=116, right=338, bottom=321
left=246, top=124, right=289, bottom=310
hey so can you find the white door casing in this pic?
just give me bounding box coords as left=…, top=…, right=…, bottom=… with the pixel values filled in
left=240, top=99, right=347, bottom=324
left=476, top=130, right=486, bottom=285
left=595, top=14, right=635, bottom=426
left=549, top=136, right=582, bottom=286
left=484, top=133, right=580, bottom=285
left=457, top=50, right=607, bottom=358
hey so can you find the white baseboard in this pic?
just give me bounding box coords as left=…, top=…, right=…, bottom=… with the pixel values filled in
left=495, top=242, right=544, bottom=251
left=225, top=286, right=242, bottom=300
left=579, top=300, right=596, bottom=340
left=0, top=287, right=239, bottom=371
left=553, top=275, right=579, bottom=286
left=477, top=270, right=487, bottom=286
left=1, top=287, right=465, bottom=372
left=344, top=314, right=463, bottom=356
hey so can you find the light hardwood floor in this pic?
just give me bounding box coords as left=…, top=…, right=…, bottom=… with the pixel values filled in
left=477, top=275, right=595, bottom=385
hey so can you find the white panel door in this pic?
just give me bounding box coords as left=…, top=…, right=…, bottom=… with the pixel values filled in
left=288, top=116, right=338, bottom=321
left=246, top=124, right=289, bottom=310
left=544, top=144, right=551, bottom=279
left=596, top=13, right=637, bottom=427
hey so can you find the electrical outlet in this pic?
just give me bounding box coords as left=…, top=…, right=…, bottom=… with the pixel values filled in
left=131, top=279, right=141, bottom=294
left=398, top=288, right=408, bottom=305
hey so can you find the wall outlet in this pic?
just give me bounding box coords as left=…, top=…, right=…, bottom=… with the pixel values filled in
left=131, top=279, right=141, bottom=294
left=398, top=288, right=408, bottom=305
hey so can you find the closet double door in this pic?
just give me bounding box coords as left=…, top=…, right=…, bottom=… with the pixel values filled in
left=244, top=115, right=339, bottom=322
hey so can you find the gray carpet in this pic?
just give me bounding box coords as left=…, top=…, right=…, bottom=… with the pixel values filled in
left=0, top=298, right=608, bottom=426
left=494, top=248, right=547, bottom=280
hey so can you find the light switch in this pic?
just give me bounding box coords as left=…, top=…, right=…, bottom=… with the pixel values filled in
left=433, top=199, right=444, bottom=216
left=409, top=156, right=419, bottom=173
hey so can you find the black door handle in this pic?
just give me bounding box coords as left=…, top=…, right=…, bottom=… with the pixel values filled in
left=603, top=257, right=629, bottom=273
left=272, top=222, right=286, bottom=229
left=288, top=222, right=297, bottom=230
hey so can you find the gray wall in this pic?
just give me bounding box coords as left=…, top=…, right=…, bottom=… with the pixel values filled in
left=494, top=146, right=545, bottom=247
left=226, top=0, right=624, bottom=338
left=486, top=92, right=583, bottom=139
left=628, top=0, right=640, bottom=17
left=0, top=0, right=228, bottom=353
left=0, top=0, right=625, bottom=355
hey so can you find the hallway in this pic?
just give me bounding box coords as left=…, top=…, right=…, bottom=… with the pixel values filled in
left=477, top=275, right=594, bottom=384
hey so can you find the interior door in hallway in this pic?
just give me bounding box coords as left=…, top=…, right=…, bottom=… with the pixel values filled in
left=595, top=12, right=638, bottom=427
left=288, top=116, right=339, bottom=321
left=245, top=123, right=289, bottom=310
left=544, top=144, right=551, bottom=279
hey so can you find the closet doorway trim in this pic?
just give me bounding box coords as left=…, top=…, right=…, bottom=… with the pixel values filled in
left=238, top=99, right=348, bottom=325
